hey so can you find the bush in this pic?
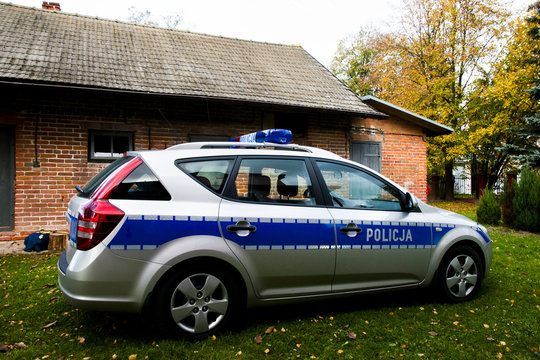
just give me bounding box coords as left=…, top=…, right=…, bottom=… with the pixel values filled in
left=513, top=166, right=540, bottom=232
left=500, top=178, right=515, bottom=227
left=477, top=189, right=501, bottom=225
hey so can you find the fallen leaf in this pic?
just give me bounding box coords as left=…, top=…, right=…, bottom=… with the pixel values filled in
left=347, top=331, right=357, bottom=340
left=42, top=284, right=55, bottom=288
left=78, top=337, right=85, bottom=344
left=417, top=354, right=425, bottom=357
left=111, top=355, right=118, bottom=359
left=428, top=331, right=438, bottom=336
left=0, top=345, right=9, bottom=353
left=264, top=326, right=275, bottom=334
left=484, top=324, right=490, bottom=328
left=13, top=342, right=28, bottom=349
left=128, top=355, right=137, bottom=360
left=30, top=264, right=38, bottom=270
left=520, top=273, right=528, bottom=276
left=337, top=349, right=344, bottom=354
left=3, top=293, right=8, bottom=299
left=211, top=335, right=216, bottom=341
left=487, top=336, right=494, bottom=341
left=264, top=349, right=270, bottom=354
left=254, top=335, right=263, bottom=344
left=42, top=320, right=58, bottom=329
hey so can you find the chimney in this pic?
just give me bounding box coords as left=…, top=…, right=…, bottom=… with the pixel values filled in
left=42, top=2, right=61, bottom=11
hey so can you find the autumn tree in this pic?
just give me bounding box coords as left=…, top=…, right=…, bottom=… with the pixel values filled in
left=127, top=7, right=183, bottom=29
left=331, top=29, right=380, bottom=96
left=332, top=0, right=509, bottom=199
left=466, top=3, right=540, bottom=188
left=498, top=1, right=540, bottom=169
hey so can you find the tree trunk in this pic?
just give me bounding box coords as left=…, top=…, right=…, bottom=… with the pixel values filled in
left=444, top=161, right=454, bottom=201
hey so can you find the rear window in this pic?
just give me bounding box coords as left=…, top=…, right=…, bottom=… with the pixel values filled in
left=79, top=156, right=134, bottom=198
left=109, top=162, right=171, bottom=201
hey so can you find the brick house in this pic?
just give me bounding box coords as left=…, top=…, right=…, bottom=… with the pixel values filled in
left=0, top=3, right=452, bottom=240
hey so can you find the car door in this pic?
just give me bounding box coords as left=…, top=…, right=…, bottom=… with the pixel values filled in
left=219, top=157, right=336, bottom=299
left=313, top=160, right=433, bottom=292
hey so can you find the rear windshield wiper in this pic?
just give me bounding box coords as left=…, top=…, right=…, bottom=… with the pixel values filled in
left=75, top=185, right=84, bottom=194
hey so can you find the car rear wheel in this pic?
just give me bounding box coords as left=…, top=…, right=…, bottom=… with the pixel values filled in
left=437, top=245, right=483, bottom=303
left=154, top=265, right=239, bottom=340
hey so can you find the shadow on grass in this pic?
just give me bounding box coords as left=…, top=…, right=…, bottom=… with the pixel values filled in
left=76, top=286, right=440, bottom=341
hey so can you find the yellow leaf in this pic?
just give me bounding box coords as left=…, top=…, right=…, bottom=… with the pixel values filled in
left=212, top=335, right=216, bottom=341
left=78, top=337, right=85, bottom=343
left=128, top=355, right=137, bottom=360
left=111, top=355, right=118, bottom=360
left=264, top=349, right=270, bottom=354
left=337, top=349, right=344, bottom=354
left=484, top=324, right=490, bottom=328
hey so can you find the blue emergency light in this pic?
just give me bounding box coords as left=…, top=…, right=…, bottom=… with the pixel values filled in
left=231, top=129, right=293, bottom=144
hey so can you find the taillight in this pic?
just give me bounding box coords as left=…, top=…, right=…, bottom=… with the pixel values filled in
left=76, top=157, right=141, bottom=250
left=76, top=199, right=124, bottom=251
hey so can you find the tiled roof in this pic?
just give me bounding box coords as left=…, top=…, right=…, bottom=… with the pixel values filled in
left=0, top=3, right=384, bottom=116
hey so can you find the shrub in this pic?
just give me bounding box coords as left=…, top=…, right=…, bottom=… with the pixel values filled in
left=500, top=178, right=515, bottom=227
left=512, top=166, right=540, bottom=232
left=476, top=189, right=501, bottom=225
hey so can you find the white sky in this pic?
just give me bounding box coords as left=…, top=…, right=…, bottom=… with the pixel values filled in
left=5, top=0, right=534, bottom=67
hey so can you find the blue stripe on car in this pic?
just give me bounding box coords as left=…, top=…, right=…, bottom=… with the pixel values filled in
left=107, top=215, right=484, bottom=250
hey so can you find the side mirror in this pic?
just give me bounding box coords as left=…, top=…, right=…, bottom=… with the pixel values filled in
left=404, top=192, right=418, bottom=211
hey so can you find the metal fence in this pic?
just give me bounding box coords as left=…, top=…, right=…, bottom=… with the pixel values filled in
left=435, top=176, right=505, bottom=199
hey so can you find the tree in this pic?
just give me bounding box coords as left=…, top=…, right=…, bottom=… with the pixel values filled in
left=332, top=0, right=509, bottom=200
left=127, top=7, right=183, bottom=29
left=499, top=1, right=540, bottom=168
left=331, top=29, right=380, bottom=96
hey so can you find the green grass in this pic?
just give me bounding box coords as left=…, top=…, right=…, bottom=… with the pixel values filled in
left=1, top=204, right=538, bottom=359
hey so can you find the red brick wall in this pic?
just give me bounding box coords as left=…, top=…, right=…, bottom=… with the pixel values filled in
left=350, top=115, right=427, bottom=201
left=0, top=86, right=428, bottom=241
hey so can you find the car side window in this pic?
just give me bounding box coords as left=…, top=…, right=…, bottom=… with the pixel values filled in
left=228, top=158, right=316, bottom=206
left=110, top=162, right=171, bottom=200
left=177, top=159, right=233, bottom=193
left=316, top=161, right=402, bottom=211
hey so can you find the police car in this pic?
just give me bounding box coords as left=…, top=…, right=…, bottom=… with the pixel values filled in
left=58, top=129, right=492, bottom=339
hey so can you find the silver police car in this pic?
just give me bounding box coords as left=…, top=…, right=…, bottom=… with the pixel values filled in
left=58, top=136, right=491, bottom=340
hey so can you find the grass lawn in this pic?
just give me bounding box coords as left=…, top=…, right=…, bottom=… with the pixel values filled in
left=1, top=202, right=538, bottom=359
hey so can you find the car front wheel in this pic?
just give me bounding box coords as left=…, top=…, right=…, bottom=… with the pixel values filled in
left=437, top=245, right=483, bottom=303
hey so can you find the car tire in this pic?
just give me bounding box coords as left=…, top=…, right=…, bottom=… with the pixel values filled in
left=154, top=264, right=239, bottom=340
left=436, top=245, right=483, bottom=303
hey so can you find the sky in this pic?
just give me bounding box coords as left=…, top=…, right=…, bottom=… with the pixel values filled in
left=5, top=0, right=534, bottom=67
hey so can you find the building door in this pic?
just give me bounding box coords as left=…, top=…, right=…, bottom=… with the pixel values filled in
left=0, top=125, right=15, bottom=231
left=351, top=141, right=381, bottom=173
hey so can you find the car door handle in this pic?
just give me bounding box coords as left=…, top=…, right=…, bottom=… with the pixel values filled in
left=339, top=223, right=362, bottom=237
left=227, top=220, right=256, bottom=237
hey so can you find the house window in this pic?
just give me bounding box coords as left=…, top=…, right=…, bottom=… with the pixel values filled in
left=350, top=141, right=381, bottom=173
left=89, top=130, right=134, bottom=162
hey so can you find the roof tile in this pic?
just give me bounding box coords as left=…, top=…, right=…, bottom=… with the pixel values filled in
left=0, top=3, right=383, bottom=116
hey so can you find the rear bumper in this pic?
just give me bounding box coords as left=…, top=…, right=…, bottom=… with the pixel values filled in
left=57, top=247, right=164, bottom=313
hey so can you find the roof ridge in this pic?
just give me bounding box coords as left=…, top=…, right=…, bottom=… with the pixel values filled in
left=0, top=1, right=303, bottom=50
